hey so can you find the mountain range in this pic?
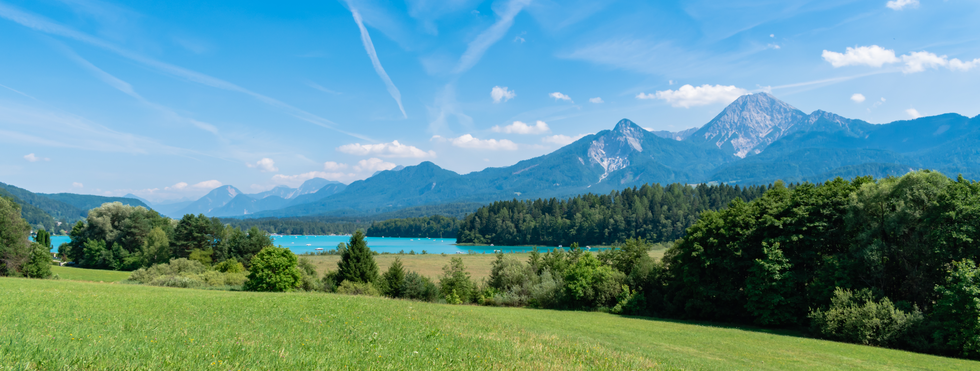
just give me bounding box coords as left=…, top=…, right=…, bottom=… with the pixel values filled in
left=5, top=93, right=978, bottom=223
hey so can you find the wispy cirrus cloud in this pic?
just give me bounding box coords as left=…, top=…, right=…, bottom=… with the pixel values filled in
left=886, top=0, right=919, bottom=11
left=346, top=1, right=407, bottom=118
left=0, top=2, right=373, bottom=141
left=452, top=0, right=532, bottom=74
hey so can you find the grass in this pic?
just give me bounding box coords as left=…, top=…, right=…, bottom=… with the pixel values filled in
left=50, top=266, right=132, bottom=282
left=302, top=249, right=668, bottom=282
left=2, top=278, right=976, bottom=370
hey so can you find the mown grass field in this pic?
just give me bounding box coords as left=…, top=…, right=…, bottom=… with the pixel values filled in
left=2, top=278, right=976, bottom=370
left=303, top=248, right=668, bottom=281
left=50, top=266, right=132, bottom=282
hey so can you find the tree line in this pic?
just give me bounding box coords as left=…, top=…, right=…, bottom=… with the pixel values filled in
left=457, top=182, right=768, bottom=246
left=62, top=203, right=275, bottom=271
left=221, top=216, right=369, bottom=236
left=452, top=170, right=978, bottom=360
left=365, top=215, right=459, bottom=238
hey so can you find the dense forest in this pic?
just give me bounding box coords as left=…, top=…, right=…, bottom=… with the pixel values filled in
left=366, top=215, right=459, bottom=238
left=457, top=182, right=768, bottom=246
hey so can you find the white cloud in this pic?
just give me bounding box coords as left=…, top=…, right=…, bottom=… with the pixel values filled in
left=192, top=180, right=222, bottom=189
left=886, top=0, right=919, bottom=10
left=323, top=161, right=349, bottom=171
left=246, top=158, right=278, bottom=172
left=549, top=92, right=572, bottom=102
left=949, top=58, right=980, bottom=71
left=589, top=97, right=604, bottom=104
left=822, top=45, right=979, bottom=74
left=72, top=182, right=83, bottom=188
left=165, top=182, right=188, bottom=191
left=491, top=86, right=516, bottom=103
left=851, top=93, right=866, bottom=103
left=23, top=153, right=48, bottom=162
left=433, top=134, right=518, bottom=150
left=902, top=51, right=948, bottom=73
left=639, top=84, right=749, bottom=108
left=346, top=3, right=407, bottom=118
left=353, top=158, right=397, bottom=172
left=491, top=120, right=550, bottom=134
left=822, top=45, right=899, bottom=68
left=906, top=108, right=923, bottom=119
left=337, top=140, right=435, bottom=158
left=768, top=43, right=780, bottom=50
left=542, top=134, right=587, bottom=146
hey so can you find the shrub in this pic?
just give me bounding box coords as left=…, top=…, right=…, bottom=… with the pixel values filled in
left=809, top=288, right=923, bottom=347
left=439, top=257, right=475, bottom=304
left=929, top=260, right=980, bottom=359
left=528, top=271, right=562, bottom=308
left=322, top=271, right=339, bottom=293
left=401, top=271, right=438, bottom=302
left=562, top=252, right=625, bottom=309
left=214, top=258, right=245, bottom=273
left=244, top=246, right=301, bottom=292
left=380, top=258, right=406, bottom=298
left=22, top=243, right=52, bottom=279
left=150, top=275, right=202, bottom=288
left=296, top=257, right=322, bottom=292
left=336, top=280, right=380, bottom=296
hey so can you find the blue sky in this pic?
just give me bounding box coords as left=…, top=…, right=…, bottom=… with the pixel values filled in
left=1, top=0, right=978, bottom=203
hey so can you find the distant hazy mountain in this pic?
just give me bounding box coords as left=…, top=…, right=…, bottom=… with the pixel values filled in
left=250, top=178, right=339, bottom=200
left=253, top=119, right=732, bottom=218
left=650, top=127, right=698, bottom=141
left=208, top=194, right=288, bottom=217
left=123, top=193, right=153, bottom=205
left=176, top=185, right=243, bottom=216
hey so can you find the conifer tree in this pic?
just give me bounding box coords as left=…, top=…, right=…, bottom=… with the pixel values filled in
left=336, top=230, right=378, bottom=284
left=380, top=257, right=406, bottom=298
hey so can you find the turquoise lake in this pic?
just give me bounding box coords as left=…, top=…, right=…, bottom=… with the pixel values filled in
left=48, top=235, right=568, bottom=255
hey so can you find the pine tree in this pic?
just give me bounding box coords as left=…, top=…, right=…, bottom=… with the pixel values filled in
left=336, top=230, right=378, bottom=284
left=380, top=257, right=406, bottom=298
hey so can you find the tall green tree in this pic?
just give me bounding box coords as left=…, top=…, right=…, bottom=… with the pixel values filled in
left=336, top=230, right=378, bottom=284
left=34, top=229, right=51, bottom=250
left=0, top=196, right=31, bottom=276
left=173, top=214, right=224, bottom=261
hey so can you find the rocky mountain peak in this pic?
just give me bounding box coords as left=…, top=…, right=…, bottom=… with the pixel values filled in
left=588, top=119, right=650, bottom=182
left=689, top=92, right=806, bottom=158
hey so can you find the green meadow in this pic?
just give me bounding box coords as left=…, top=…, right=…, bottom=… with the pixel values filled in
left=2, top=278, right=976, bottom=370
left=50, top=266, right=132, bottom=283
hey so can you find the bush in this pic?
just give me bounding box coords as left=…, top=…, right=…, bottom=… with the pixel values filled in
left=528, top=271, right=562, bottom=308
left=809, top=288, right=923, bottom=347
left=129, top=258, right=247, bottom=288
left=336, top=280, right=380, bottom=296
left=561, top=252, right=625, bottom=309
left=322, top=271, right=339, bottom=293
left=296, top=257, right=322, bottom=292
left=439, top=257, right=475, bottom=304
left=401, top=271, right=438, bottom=302
left=244, top=246, right=301, bottom=292
left=22, top=243, right=52, bottom=279
left=214, top=258, right=245, bottom=273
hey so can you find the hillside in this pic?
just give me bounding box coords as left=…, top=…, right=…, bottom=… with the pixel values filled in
left=40, top=193, right=149, bottom=211
left=3, top=278, right=975, bottom=369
